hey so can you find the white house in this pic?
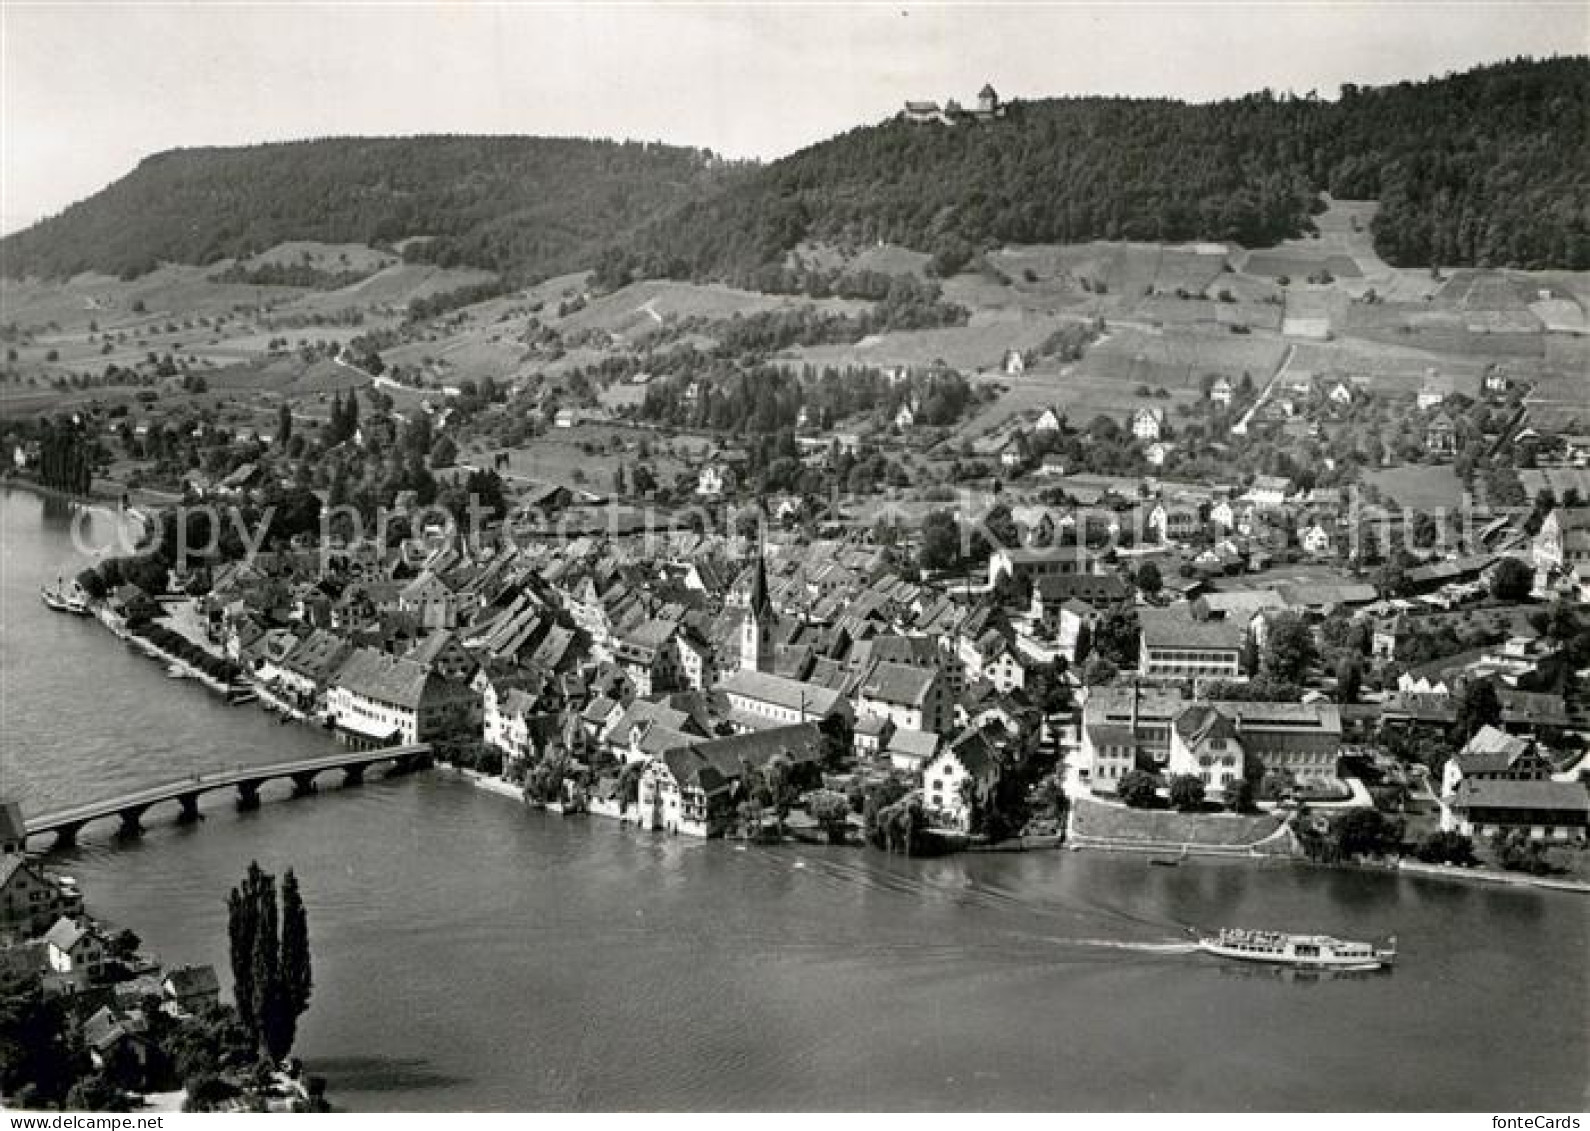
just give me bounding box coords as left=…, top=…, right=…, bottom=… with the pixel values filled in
left=920, top=731, right=999, bottom=832
left=696, top=464, right=733, bottom=498
left=717, top=669, right=851, bottom=731
left=1131, top=406, right=1165, bottom=442
left=45, top=917, right=107, bottom=987
left=1034, top=407, right=1062, bottom=433
left=1416, top=370, right=1450, bottom=410
left=1210, top=377, right=1233, bottom=406
left=854, top=661, right=948, bottom=735
left=327, top=648, right=476, bottom=745
left=1298, top=522, right=1334, bottom=557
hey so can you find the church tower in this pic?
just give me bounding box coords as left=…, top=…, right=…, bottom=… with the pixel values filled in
left=740, top=550, right=774, bottom=673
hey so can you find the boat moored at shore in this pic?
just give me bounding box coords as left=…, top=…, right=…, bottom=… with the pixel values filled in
left=1195, top=927, right=1396, bottom=970
left=40, top=580, right=91, bottom=615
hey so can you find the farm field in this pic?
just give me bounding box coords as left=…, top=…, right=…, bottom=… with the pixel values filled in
left=1363, top=464, right=1468, bottom=510
left=1519, top=468, right=1590, bottom=501
left=784, top=310, right=1069, bottom=373
left=470, top=423, right=697, bottom=496
left=556, top=279, right=866, bottom=341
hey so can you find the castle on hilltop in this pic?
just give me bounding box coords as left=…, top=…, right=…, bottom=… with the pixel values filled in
left=902, top=83, right=1006, bottom=125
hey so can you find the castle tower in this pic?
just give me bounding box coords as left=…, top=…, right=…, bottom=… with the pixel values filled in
left=740, top=550, right=774, bottom=673
left=977, top=84, right=999, bottom=115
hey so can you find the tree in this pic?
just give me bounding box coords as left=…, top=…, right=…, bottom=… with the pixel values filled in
left=429, top=435, right=457, bottom=470
left=1095, top=606, right=1140, bottom=667
left=278, top=871, right=312, bottom=1058
left=1336, top=656, right=1363, bottom=704
left=1118, top=770, right=1160, bottom=809
left=1168, top=774, right=1206, bottom=811
left=1082, top=657, right=1118, bottom=686
left=0, top=979, right=79, bottom=1107
left=1489, top=556, right=1532, bottom=602
left=1261, top=612, right=1317, bottom=686
left=1135, top=561, right=1163, bottom=597
left=1225, top=777, right=1256, bottom=813
left=1333, top=808, right=1404, bottom=860
left=806, top=790, right=852, bottom=844
left=275, top=404, right=292, bottom=446
left=1414, top=831, right=1477, bottom=865
left=918, top=509, right=960, bottom=571
left=226, top=862, right=313, bottom=1064
left=1452, top=679, right=1501, bottom=744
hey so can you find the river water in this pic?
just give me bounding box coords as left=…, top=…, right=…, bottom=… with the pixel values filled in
left=1, top=487, right=1585, bottom=1111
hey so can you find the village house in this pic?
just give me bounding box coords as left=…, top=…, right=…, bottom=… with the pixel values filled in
left=718, top=668, right=851, bottom=731
left=988, top=544, right=1099, bottom=588
left=45, top=916, right=108, bottom=989
left=1298, top=521, right=1334, bottom=558
left=1029, top=573, right=1130, bottom=629
left=1210, top=376, right=1233, bottom=406
left=920, top=729, right=1000, bottom=832
left=326, top=648, right=477, bottom=746
left=1147, top=501, right=1200, bottom=543
left=1033, top=406, right=1062, bottom=433
left=1532, top=507, right=1590, bottom=577
left=1130, top=406, right=1166, bottom=442
left=1136, top=609, right=1244, bottom=681
left=1005, top=349, right=1027, bottom=377
left=1440, top=726, right=1554, bottom=799
left=397, top=570, right=470, bottom=629
left=1415, top=370, right=1451, bottom=410
left=1246, top=475, right=1291, bottom=507
left=635, top=723, right=825, bottom=837
left=854, top=660, right=949, bottom=735
left=612, top=617, right=683, bottom=697
left=884, top=727, right=941, bottom=774
left=696, top=463, right=735, bottom=498
left=1425, top=411, right=1456, bottom=455
left=162, top=964, right=221, bottom=1015
left=1446, top=780, right=1590, bottom=843
left=0, top=853, right=83, bottom=941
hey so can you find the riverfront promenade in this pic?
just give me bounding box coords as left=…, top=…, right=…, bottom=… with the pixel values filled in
left=24, top=744, right=432, bottom=847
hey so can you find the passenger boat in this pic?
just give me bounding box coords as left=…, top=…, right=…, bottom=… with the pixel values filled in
left=1194, top=927, right=1395, bottom=971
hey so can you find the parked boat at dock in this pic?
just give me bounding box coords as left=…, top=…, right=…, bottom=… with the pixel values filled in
left=40, top=581, right=90, bottom=615
left=1194, top=927, right=1395, bottom=971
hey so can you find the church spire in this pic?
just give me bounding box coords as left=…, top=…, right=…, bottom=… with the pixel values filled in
left=747, top=545, right=772, bottom=620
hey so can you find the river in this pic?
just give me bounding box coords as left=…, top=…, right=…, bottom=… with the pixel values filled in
left=1, top=487, right=1585, bottom=1111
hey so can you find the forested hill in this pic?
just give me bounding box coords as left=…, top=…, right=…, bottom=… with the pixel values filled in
left=0, top=136, right=742, bottom=280
left=624, top=57, right=1590, bottom=280
left=4, top=59, right=1585, bottom=284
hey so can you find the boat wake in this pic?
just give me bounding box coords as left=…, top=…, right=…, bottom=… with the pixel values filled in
left=1058, top=938, right=1201, bottom=955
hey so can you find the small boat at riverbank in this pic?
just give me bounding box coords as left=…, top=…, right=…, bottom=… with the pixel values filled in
left=40, top=582, right=90, bottom=615
left=1194, top=927, right=1395, bottom=971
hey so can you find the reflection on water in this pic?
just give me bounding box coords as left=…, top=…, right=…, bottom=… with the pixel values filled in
left=3, top=488, right=1587, bottom=1112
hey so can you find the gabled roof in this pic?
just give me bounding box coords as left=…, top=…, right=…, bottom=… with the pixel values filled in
left=163, top=963, right=220, bottom=999
left=857, top=660, right=936, bottom=708
left=719, top=669, right=845, bottom=716
left=44, top=917, right=93, bottom=953
left=332, top=648, right=452, bottom=710
left=660, top=723, right=825, bottom=795
left=1138, top=608, right=1244, bottom=651
left=0, top=800, right=26, bottom=844
left=1453, top=779, right=1589, bottom=816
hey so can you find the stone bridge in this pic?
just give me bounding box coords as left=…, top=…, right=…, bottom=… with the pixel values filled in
left=24, top=744, right=432, bottom=848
